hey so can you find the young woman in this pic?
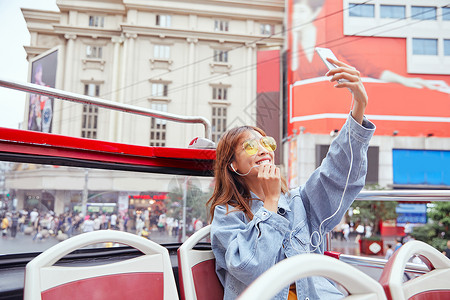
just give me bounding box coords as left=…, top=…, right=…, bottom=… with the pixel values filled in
left=207, top=58, right=376, bottom=300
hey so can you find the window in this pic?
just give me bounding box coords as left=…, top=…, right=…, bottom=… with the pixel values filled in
left=82, top=84, right=100, bottom=139
left=154, top=45, right=170, bottom=60
left=411, top=6, right=437, bottom=20
left=89, top=16, right=104, bottom=27
left=380, top=5, right=405, bottom=19
left=260, top=24, right=275, bottom=35
left=213, top=50, right=228, bottom=63
left=443, top=7, right=450, bottom=21
left=156, top=15, right=171, bottom=27
left=152, top=83, right=169, bottom=97
left=211, top=106, right=227, bottom=143
left=316, top=145, right=379, bottom=184
left=149, top=102, right=167, bottom=147
left=444, top=39, right=450, bottom=56
left=212, top=87, right=227, bottom=100
left=86, top=46, right=102, bottom=59
left=214, top=20, right=229, bottom=32
left=349, top=3, right=374, bottom=18
left=412, top=38, right=438, bottom=55
left=84, top=83, right=100, bottom=98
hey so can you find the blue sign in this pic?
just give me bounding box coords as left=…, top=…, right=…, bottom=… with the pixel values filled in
left=396, top=204, right=427, bottom=225
left=393, top=149, right=450, bottom=186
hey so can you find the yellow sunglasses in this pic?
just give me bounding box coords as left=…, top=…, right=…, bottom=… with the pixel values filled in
left=242, top=136, right=277, bottom=156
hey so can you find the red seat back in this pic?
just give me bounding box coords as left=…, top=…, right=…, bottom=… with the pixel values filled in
left=42, top=273, right=164, bottom=300
left=178, top=225, right=224, bottom=300
left=379, top=240, right=450, bottom=300
left=24, top=230, right=179, bottom=300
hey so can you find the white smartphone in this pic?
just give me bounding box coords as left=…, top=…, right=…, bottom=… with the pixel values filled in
left=314, top=47, right=339, bottom=71
left=315, top=47, right=349, bottom=82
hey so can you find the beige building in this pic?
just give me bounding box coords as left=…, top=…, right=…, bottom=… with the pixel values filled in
left=23, top=0, right=284, bottom=146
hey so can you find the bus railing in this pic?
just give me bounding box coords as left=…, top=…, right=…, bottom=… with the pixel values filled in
left=338, top=253, right=429, bottom=276
left=326, top=189, right=450, bottom=275
left=356, top=189, right=450, bottom=202
left=0, top=77, right=212, bottom=140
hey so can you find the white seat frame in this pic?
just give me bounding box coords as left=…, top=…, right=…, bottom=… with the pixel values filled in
left=238, top=253, right=387, bottom=300
left=381, top=240, right=450, bottom=300
left=24, top=230, right=179, bottom=300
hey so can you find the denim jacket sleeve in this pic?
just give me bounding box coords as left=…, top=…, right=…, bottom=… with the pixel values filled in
left=211, top=204, right=290, bottom=287
left=299, top=114, right=375, bottom=236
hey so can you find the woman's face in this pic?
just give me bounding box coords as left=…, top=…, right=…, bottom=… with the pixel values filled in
left=231, top=130, right=275, bottom=177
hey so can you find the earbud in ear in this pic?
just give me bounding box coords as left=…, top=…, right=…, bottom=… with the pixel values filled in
left=230, top=163, right=257, bottom=177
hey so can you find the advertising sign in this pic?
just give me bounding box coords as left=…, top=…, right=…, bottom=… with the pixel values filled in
left=286, top=0, right=450, bottom=137
left=28, top=49, right=58, bottom=133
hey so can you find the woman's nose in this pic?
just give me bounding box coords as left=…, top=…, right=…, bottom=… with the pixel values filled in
left=256, top=143, right=269, bottom=155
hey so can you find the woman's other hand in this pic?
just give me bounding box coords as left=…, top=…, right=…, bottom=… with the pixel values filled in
left=258, top=164, right=281, bottom=212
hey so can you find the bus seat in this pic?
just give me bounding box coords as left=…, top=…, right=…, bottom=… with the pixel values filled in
left=237, top=253, right=387, bottom=300
left=379, top=240, right=450, bottom=300
left=24, top=230, right=179, bottom=300
left=177, top=225, right=224, bottom=300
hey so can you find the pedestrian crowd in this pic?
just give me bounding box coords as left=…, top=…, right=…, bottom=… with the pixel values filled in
left=1, top=209, right=205, bottom=243
left=331, top=221, right=374, bottom=242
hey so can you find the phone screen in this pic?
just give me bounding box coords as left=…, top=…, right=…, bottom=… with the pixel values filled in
left=315, top=47, right=339, bottom=71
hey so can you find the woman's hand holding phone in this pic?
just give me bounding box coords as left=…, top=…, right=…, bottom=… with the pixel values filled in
left=315, top=47, right=368, bottom=124
left=325, top=58, right=368, bottom=124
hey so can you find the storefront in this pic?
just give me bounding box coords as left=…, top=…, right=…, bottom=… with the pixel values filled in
left=24, top=191, right=55, bottom=212
left=128, top=193, right=168, bottom=228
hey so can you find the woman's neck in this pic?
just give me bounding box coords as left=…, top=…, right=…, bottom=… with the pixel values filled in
left=245, top=177, right=265, bottom=200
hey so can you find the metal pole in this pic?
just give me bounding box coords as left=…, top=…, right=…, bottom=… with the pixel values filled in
left=326, top=232, right=332, bottom=251
left=356, top=190, right=450, bottom=202
left=182, top=176, right=188, bottom=242
left=0, top=165, right=5, bottom=199
left=81, top=169, right=89, bottom=217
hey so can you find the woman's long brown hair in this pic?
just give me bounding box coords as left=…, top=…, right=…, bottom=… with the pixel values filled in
left=207, top=126, right=288, bottom=222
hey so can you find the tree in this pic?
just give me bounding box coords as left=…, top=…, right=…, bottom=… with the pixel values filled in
left=165, top=177, right=212, bottom=232
left=349, top=201, right=398, bottom=235
left=349, top=185, right=397, bottom=236
left=411, top=202, right=450, bottom=251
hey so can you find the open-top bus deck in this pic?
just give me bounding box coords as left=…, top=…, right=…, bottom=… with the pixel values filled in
left=0, top=78, right=449, bottom=300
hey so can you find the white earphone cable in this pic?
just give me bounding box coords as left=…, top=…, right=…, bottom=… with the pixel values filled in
left=290, top=91, right=355, bottom=253
left=231, top=163, right=260, bottom=176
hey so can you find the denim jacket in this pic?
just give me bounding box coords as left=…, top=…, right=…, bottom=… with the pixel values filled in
left=210, top=114, right=375, bottom=300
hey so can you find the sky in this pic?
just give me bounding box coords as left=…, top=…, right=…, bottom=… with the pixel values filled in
left=0, top=0, right=58, bottom=129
